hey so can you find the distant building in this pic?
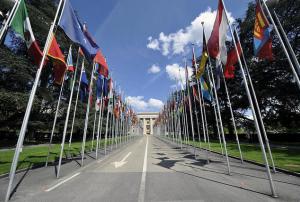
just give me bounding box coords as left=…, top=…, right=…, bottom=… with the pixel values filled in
left=136, top=112, right=159, bottom=135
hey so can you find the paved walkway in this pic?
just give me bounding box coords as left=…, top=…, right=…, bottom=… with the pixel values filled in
left=1, top=135, right=300, bottom=202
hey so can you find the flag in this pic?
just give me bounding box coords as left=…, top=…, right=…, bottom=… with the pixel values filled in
left=200, top=76, right=212, bottom=102
left=47, top=34, right=67, bottom=85
left=66, top=46, right=74, bottom=72
left=58, top=0, right=98, bottom=61
left=253, top=0, right=273, bottom=60
left=96, top=74, right=104, bottom=98
left=94, top=51, right=109, bottom=77
left=196, top=29, right=208, bottom=79
left=9, top=0, right=43, bottom=66
left=224, top=40, right=242, bottom=79
left=192, top=85, right=200, bottom=102
left=215, top=62, right=222, bottom=90
left=207, top=0, right=228, bottom=64
left=80, top=69, right=89, bottom=101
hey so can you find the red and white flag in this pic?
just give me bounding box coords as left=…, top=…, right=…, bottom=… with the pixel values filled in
left=207, top=0, right=229, bottom=65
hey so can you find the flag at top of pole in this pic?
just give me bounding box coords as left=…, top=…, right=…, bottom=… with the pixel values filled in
left=253, top=0, right=273, bottom=60
left=8, top=0, right=43, bottom=66
left=207, top=0, right=229, bottom=65
left=58, top=0, right=98, bottom=61
left=47, top=34, right=67, bottom=85
left=67, top=46, right=74, bottom=72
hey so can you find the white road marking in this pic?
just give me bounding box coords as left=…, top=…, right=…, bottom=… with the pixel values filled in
left=45, top=172, right=80, bottom=192
left=138, top=136, right=148, bottom=202
left=112, top=152, right=132, bottom=168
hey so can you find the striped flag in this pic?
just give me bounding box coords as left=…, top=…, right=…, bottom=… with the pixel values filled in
left=207, top=0, right=229, bottom=65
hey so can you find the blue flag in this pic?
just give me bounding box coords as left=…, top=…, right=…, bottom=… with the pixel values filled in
left=96, top=74, right=104, bottom=99
left=58, top=0, right=98, bottom=61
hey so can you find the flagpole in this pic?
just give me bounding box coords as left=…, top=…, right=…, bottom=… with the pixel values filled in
left=91, top=109, right=97, bottom=151
left=192, top=44, right=211, bottom=159
left=5, top=0, right=64, bottom=200
left=0, top=0, right=20, bottom=42
left=68, top=52, right=84, bottom=153
left=220, top=65, right=243, bottom=163
left=56, top=58, right=81, bottom=178
left=221, top=0, right=276, bottom=196
left=185, top=62, right=196, bottom=155
left=95, top=79, right=104, bottom=159
left=104, top=81, right=113, bottom=155
left=81, top=62, right=97, bottom=166
left=273, top=11, right=300, bottom=77
left=200, top=86, right=211, bottom=150
left=179, top=73, right=190, bottom=148
left=45, top=72, right=66, bottom=167
left=234, top=26, right=275, bottom=171
left=192, top=93, right=202, bottom=149
left=202, top=22, right=231, bottom=174
left=261, top=0, right=300, bottom=90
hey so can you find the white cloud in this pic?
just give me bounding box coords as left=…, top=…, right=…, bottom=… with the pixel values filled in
left=125, top=96, right=163, bottom=112
left=148, top=64, right=161, bottom=74
left=147, top=36, right=160, bottom=50
left=148, top=98, right=164, bottom=109
left=165, top=63, right=193, bottom=85
left=146, top=8, right=234, bottom=56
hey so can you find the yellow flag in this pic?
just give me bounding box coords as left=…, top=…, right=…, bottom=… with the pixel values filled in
left=196, top=51, right=208, bottom=79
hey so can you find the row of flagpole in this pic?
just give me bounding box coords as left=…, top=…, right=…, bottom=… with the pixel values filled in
left=154, top=0, right=300, bottom=198
left=2, top=0, right=139, bottom=201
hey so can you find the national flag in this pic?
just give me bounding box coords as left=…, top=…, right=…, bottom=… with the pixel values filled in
left=196, top=29, right=208, bottom=79
left=215, top=61, right=222, bottom=90
left=9, top=0, right=43, bottom=66
left=224, top=40, right=242, bottom=79
left=94, top=50, right=109, bottom=77
left=200, top=76, right=212, bottom=102
left=207, top=0, right=229, bottom=64
left=192, top=85, right=200, bottom=102
left=66, top=46, right=74, bottom=72
left=47, top=34, right=67, bottom=85
left=58, top=0, right=98, bottom=61
left=80, top=69, right=89, bottom=102
left=96, top=74, right=104, bottom=98
left=253, top=0, right=273, bottom=60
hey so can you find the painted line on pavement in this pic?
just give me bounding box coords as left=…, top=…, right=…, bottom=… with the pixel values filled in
left=45, top=172, right=80, bottom=192
left=138, top=136, right=148, bottom=202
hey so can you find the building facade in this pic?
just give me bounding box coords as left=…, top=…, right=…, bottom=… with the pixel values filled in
left=136, top=112, right=159, bottom=135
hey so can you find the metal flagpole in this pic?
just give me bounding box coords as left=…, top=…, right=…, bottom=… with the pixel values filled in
left=184, top=62, right=197, bottom=157
left=221, top=0, right=277, bottom=196
left=273, top=10, right=300, bottom=76
left=5, top=0, right=64, bottom=200
left=208, top=60, right=231, bottom=174
left=81, top=62, right=97, bottom=166
left=192, top=93, right=202, bottom=149
left=204, top=58, right=224, bottom=155
left=45, top=72, right=66, bottom=167
left=0, top=0, right=20, bottom=42
left=91, top=108, right=97, bottom=151
left=196, top=79, right=209, bottom=162
left=68, top=53, right=84, bottom=153
left=200, top=88, right=211, bottom=150
left=56, top=59, right=81, bottom=178
left=220, top=64, right=243, bottom=163
left=202, top=23, right=231, bottom=174
left=261, top=0, right=300, bottom=90
left=234, top=26, right=275, bottom=170
left=95, top=80, right=104, bottom=159
left=104, top=81, right=113, bottom=155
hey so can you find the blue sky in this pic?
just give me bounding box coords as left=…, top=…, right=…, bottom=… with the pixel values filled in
left=72, top=0, right=252, bottom=112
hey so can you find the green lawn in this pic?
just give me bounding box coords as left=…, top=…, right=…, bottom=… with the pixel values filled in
left=0, top=138, right=118, bottom=175
left=174, top=138, right=300, bottom=173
